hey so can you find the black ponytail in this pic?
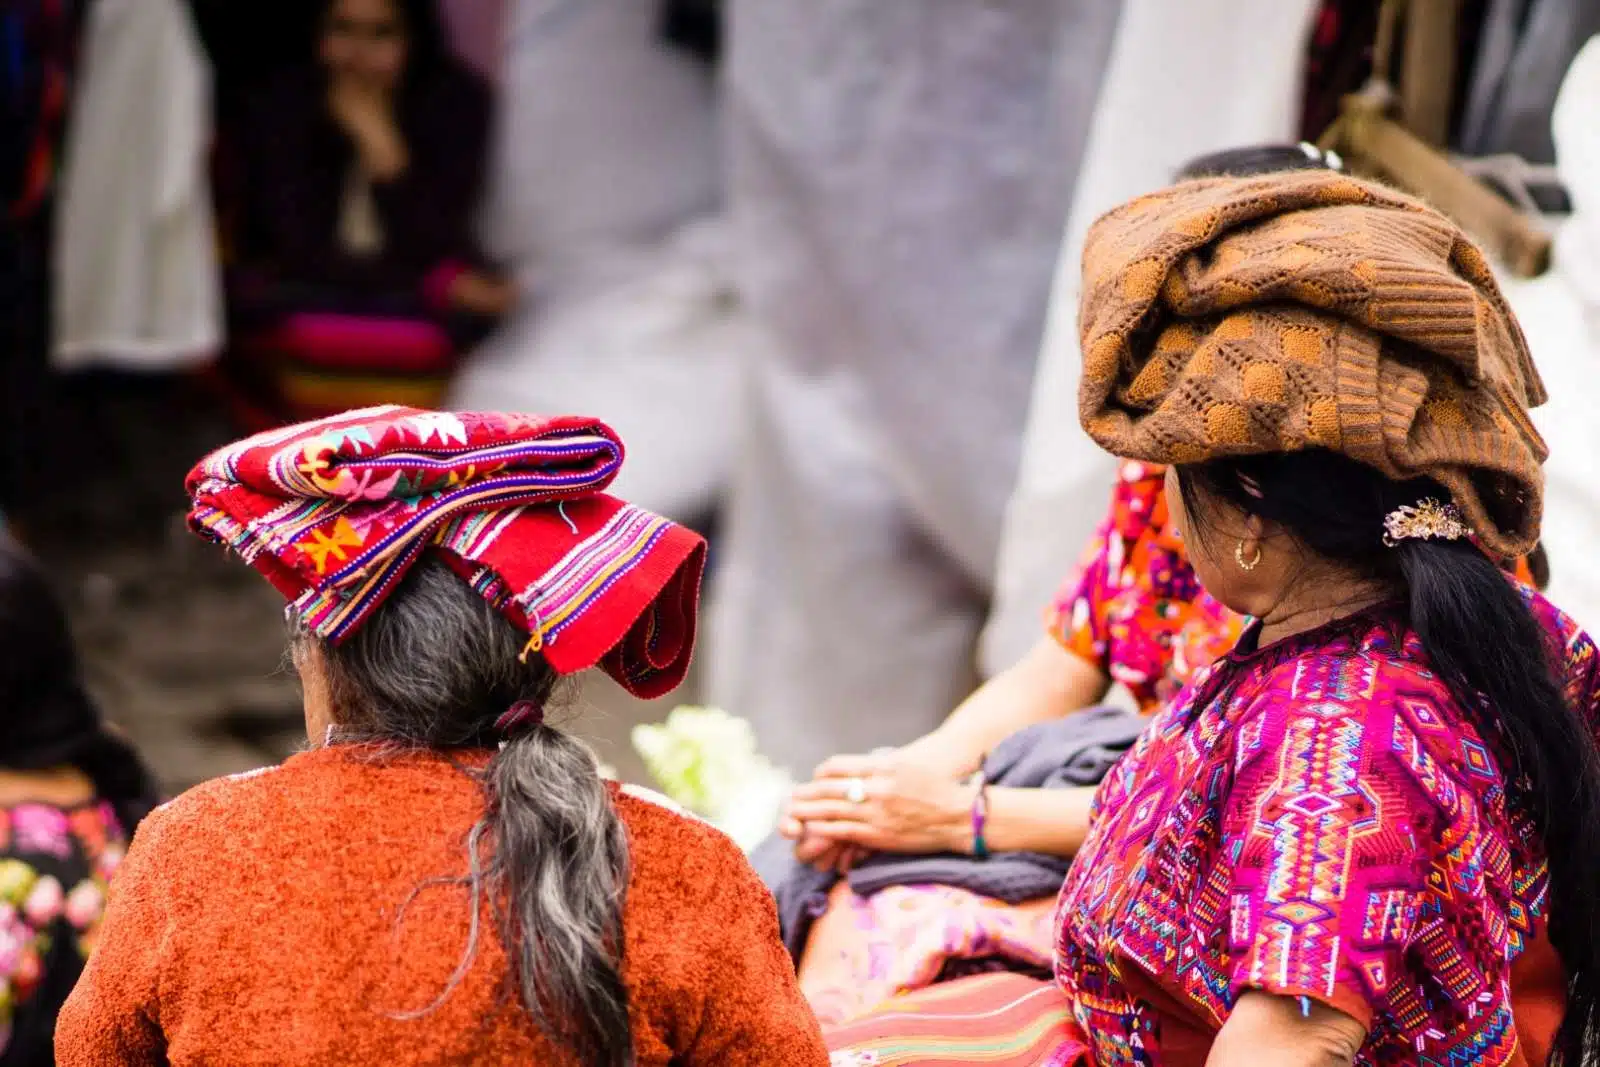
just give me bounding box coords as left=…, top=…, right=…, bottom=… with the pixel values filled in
left=1178, top=448, right=1600, bottom=1066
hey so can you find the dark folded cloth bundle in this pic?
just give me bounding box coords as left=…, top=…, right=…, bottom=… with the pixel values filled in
left=754, top=706, right=1147, bottom=961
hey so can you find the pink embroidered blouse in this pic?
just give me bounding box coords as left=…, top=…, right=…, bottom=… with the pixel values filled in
left=1053, top=592, right=1593, bottom=1065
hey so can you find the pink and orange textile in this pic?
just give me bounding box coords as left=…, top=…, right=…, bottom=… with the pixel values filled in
left=824, top=973, right=1087, bottom=1067
left=186, top=406, right=704, bottom=697
left=797, top=882, right=1056, bottom=1028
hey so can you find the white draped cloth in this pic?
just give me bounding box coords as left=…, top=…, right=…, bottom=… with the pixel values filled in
left=708, top=0, right=1122, bottom=772
left=979, top=0, right=1322, bottom=676
left=449, top=0, right=736, bottom=523
left=1499, top=35, right=1600, bottom=633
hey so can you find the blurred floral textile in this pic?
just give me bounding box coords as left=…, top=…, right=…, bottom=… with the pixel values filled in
left=632, top=706, right=791, bottom=852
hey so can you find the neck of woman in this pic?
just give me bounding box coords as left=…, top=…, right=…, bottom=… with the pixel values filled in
left=1254, top=571, right=1394, bottom=650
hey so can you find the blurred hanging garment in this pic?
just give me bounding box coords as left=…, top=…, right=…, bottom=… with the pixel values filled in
left=0, top=0, right=81, bottom=518
left=1497, top=35, right=1600, bottom=632
left=978, top=0, right=1321, bottom=677
left=1, top=0, right=81, bottom=224
left=52, top=0, right=220, bottom=371
left=709, top=0, right=1124, bottom=771
left=1458, top=0, right=1600, bottom=163
left=450, top=0, right=735, bottom=525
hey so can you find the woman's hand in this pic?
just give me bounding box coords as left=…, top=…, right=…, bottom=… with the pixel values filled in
left=328, top=77, right=408, bottom=180
left=783, top=752, right=974, bottom=858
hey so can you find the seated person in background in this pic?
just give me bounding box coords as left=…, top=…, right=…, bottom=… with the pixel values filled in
left=226, top=0, right=514, bottom=421
left=829, top=165, right=1594, bottom=1067
left=55, top=408, right=828, bottom=1067
left=780, top=145, right=1542, bottom=1026
left=0, top=534, right=160, bottom=1065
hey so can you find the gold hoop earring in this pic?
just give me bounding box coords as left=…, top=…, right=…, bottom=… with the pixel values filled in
left=1235, top=540, right=1262, bottom=571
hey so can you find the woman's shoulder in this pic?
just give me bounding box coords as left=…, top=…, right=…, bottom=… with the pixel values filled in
left=247, top=65, right=324, bottom=116
left=1227, top=611, right=1459, bottom=725
left=611, top=782, right=766, bottom=911
left=406, top=61, right=493, bottom=132
left=126, top=759, right=298, bottom=862
left=135, top=747, right=471, bottom=854
left=611, top=783, right=744, bottom=866
left=415, top=61, right=492, bottom=111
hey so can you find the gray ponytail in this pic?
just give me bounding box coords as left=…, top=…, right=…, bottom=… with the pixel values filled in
left=295, top=559, right=633, bottom=1066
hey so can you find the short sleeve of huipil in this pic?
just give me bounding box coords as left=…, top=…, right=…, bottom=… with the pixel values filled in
left=1221, top=662, right=1443, bottom=1030
left=1045, top=494, right=1119, bottom=672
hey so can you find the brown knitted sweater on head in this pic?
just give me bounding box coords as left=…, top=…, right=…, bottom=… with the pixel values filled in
left=1077, top=169, right=1548, bottom=557
left=54, top=746, right=829, bottom=1066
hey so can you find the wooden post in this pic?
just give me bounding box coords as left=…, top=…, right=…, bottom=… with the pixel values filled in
left=1400, top=0, right=1461, bottom=147
left=1334, top=92, right=1551, bottom=277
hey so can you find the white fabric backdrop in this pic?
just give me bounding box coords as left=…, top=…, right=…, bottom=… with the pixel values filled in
left=979, top=0, right=1322, bottom=676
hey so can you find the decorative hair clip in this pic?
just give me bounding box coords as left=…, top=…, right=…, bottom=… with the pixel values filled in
left=1382, top=498, right=1469, bottom=547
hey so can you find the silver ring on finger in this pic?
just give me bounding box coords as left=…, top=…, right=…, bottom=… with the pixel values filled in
left=844, top=777, right=867, bottom=805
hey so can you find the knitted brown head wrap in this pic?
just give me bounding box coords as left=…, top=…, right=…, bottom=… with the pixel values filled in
left=1077, top=169, right=1548, bottom=557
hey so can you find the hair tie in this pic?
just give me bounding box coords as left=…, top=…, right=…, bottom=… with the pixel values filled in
left=495, top=700, right=545, bottom=737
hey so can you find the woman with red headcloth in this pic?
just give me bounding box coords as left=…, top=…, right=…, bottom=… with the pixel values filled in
left=55, top=407, right=827, bottom=1066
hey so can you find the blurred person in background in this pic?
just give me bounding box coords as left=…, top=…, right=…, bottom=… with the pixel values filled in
left=226, top=0, right=512, bottom=420
left=0, top=534, right=160, bottom=1065
left=709, top=0, right=1124, bottom=774
left=56, top=408, right=827, bottom=1066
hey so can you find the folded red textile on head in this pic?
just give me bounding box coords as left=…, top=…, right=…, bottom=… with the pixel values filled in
left=187, top=405, right=705, bottom=699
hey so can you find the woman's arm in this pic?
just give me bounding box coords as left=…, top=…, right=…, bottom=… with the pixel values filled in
left=368, top=69, right=495, bottom=278
left=898, top=636, right=1110, bottom=779
left=982, top=784, right=1098, bottom=857
left=784, top=639, right=1107, bottom=867
left=786, top=770, right=1098, bottom=861
left=1208, top=993, right=1365, bottom=1067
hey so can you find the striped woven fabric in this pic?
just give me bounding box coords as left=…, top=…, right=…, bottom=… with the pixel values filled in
left=186, top=406, right=705, bottom=697
left=824, top=973, right=1089, bottom=1067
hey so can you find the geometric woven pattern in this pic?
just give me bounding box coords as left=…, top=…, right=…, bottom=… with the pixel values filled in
left=1054, top=590, right=1598, bottom=1064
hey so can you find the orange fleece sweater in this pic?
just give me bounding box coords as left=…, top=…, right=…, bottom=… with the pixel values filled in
left=54, top=745, right=829, bottom=1066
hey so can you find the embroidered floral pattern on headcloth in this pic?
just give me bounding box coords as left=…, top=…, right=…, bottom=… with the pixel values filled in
left=186, top=406, right=706, bottom=699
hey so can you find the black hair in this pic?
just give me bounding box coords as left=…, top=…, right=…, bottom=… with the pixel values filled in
left=1175, top=143, right=1344, bottom=182
left=0, top=534, right=161, bottom=833
left=300, top=559, right=633, bottom=1066
left=1177, top=449, right=1600, bottom=1065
